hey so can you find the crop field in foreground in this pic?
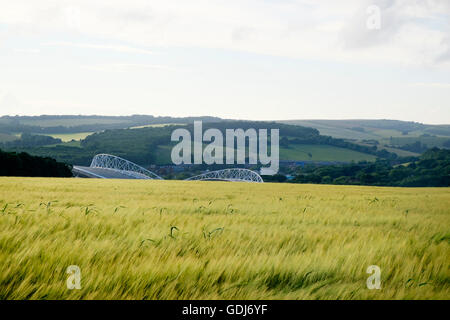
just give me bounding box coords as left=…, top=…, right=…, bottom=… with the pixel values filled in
left=0, top=177, right=448, bottom=299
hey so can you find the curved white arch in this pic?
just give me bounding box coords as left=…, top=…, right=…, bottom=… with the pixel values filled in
left=185, top=168, right=264, bottom=183
left=80, top=154, right=263, bottom=182
left=90, top=154, right=163, bottom=180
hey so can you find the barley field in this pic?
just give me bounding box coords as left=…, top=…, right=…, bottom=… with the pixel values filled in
left=0, top=177, right=449, bottom=299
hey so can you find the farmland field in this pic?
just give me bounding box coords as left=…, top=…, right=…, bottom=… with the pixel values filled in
left=0, top=177, right=448, bottom=299
left=152, top=144, right=377, bottom=165
left=280, top=144, right=377, bottom=162
left=279, top=120, right=450, bottom=141
left=43, top=132, right=94, bottom=142
left=0, top=133, right=18, bottom=143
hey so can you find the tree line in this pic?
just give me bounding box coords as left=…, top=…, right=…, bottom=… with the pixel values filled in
left=0, top=115, right=221, bottom=134
left=290, top=148, right=449, bottom=187
left=0, top=149, right=73, bottom=177
left=1, top=121, right=401, bottom=166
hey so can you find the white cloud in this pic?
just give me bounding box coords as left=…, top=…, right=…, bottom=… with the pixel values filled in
left=0, top=0, right=448, bottom=67
left=0, top=0, right=449, bottom=123
left=41, top=41, right=153, bottom=55
left=13, top=48, right=41, bottom=54
left=409, top=82, right=450, bottom=88
left=0, top=91, right=27, bottom=115
left=81, top=63, right=175, bottom=72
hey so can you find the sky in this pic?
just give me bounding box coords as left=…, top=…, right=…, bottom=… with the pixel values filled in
left=0, top=0, right=449, bottom=124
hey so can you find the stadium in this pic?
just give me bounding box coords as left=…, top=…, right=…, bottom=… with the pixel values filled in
left=73, top=153, right=264, bottom=183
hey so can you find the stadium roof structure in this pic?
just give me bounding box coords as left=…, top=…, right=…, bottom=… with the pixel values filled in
left=73, top=154, right=263, bottom=183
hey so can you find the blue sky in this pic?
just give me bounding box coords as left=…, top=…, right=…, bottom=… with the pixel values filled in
left=0, top=0, right=449, bottom=124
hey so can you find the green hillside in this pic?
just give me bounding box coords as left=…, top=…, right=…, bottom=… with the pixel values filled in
left=1, top=121, right=389, bottom=166
left=279, top=119, right=450, bottom=156
left=0, top=133, right=17, bottom=143
left=7, top=117, right=445, bottom=166
left=149, top=144, right=377, bottom=165
left=3, top=117, right=448, bottom=161
left=279, top=119, right=450, bottom=140
left=44, top=132, right=95, bottom=142
left=280, top=145, right=376, bottom=162
left=0, top=115, right=221, bottom=136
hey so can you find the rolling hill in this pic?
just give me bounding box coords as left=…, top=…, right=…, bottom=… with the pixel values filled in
left=1, top=121, right=390, bottom=166
left=278, top=119, right=450, bottom=140
left=2, top=116, right=449, bottom=168
left=278, top=119, right=450, bottom=156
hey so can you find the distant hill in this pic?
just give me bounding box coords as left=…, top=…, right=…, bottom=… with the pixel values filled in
left=2, top=116, right=448, bottom=167
left=2, top=116, right=448, bottom=146
left=278, top=119, right=450, bottom=139
left=0, top=115, right=222, bottom=142
left=0, top=121, right=396, bottom=166
left=278, top=119, right=450, bottom=156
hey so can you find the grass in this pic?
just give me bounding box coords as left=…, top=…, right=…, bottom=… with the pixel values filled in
left=0, top=177, right=448, bottom=300
left=354, top=142, right=420, bottom=157
left=280, top=144, right=377, bottom=162
left=381, top=136, right=450, bottom=148
left=280, top=120, right=379, bottom=140
left=279, top=120, right=450, bottom=141
left=379, top=146, right=420, bottom=157
left=43, top=132, right=94, bottom=142
left=154, top=144, right=377, bottom=165
left=0, top=133, right=18, bottom=143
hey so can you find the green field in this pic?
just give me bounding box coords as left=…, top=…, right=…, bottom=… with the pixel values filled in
left=44, top=132, right=94, bottom=142
left=354, top=142, right=420, bottom=158
left=280, top=120, right=379, bottom=140
left=280, top=120, right=450, bottom=141
left=0, top=133, right=17, bottom=143
left=280, top=145, right=377, bottom=162
left=153, top=144, right=377, bottom=165
left=0, top=177, right=448, bottom=299
left=375, top=146, right=419, bottom=157
left=382, top=136, right=450, bottom=148
left=20, top=119, right=130, bottom=127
